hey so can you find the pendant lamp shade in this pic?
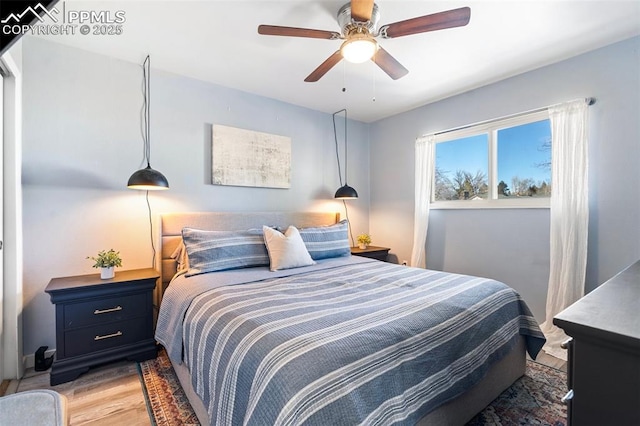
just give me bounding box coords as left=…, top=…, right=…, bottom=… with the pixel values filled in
left=128, top=55, right=169, bottom=191
left=127, top=165, right=169, bottom=190
left=334, top=183, right=358, bottom=199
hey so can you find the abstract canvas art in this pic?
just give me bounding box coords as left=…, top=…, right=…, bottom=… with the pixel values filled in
left=212, top=124, right=291, bottom=189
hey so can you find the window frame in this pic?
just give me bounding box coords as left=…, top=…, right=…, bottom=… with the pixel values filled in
left=431, top=110, right=551, bottom=209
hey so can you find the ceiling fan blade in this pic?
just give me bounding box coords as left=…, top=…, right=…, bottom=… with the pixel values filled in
left=258, top=25, right=340, bottom=40
left=380, top=7, right=471, bottom=39
left=305, top=51, right=343, bottom=82
left=350, top=0, right=375, bottom=22
left=372, top=47, right=409, bottom=80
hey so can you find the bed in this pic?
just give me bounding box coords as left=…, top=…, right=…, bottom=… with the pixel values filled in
left=155, top=212, right=545, bottom=425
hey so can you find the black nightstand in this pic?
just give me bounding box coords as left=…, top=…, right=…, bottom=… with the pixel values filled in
left=45, top=268, right=159, bottom=385
left=351, top=246, right=391, bottom=262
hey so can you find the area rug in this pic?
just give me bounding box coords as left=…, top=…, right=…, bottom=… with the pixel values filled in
left=138, top=350, right=566, bottom=426
left=137, top=349, right=199, bottom=426
left=467, top=360, right=567, bottom=425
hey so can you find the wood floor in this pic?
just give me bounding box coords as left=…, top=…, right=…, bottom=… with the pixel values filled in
left=530, top=350, right=568, bottom=371
left=5, top=360, right=151, bottom=425
left=4, top=351, right=567, bottom=425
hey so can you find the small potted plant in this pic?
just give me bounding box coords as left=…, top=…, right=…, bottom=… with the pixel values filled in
left=87, top=249, right=123, bottom=279
left=357, top=233, right=372, bottom=249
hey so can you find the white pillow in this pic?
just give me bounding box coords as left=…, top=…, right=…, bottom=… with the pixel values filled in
left=263, top=225, right=315, bottom=271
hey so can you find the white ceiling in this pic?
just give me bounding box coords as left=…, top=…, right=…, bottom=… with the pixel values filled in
left=35, top=0, right=640, bottom=122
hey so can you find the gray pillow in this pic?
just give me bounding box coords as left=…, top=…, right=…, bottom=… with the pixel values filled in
left=298, top=219, right=351, bottom=260
left=181, top=227, right=269, bottom=276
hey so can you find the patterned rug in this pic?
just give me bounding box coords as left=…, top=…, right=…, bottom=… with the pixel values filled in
left=137, top=349, right=199, bottom=425
left=138, top=350, right=566, bottom=426
left=467, top=360, right=567, bottom=425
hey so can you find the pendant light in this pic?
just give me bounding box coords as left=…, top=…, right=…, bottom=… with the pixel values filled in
left=333, top=109, right=358, bottom=199
left=127, top=55, right=169, bottom=190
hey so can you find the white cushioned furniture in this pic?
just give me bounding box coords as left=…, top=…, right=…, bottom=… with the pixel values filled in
left=0, top=389, right=68, bottom=425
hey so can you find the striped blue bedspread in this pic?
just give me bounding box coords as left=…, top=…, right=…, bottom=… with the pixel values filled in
left=157, top=258, right=545, bottom=425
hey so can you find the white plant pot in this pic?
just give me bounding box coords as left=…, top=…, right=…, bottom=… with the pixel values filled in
left=100, top=267, right=115, bottom=279
left=358, top=243, right=368, bottom=249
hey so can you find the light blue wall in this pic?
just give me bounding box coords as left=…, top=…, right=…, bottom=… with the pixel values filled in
left=19, top=35, right=640, bottom=357
left=369, top=36, right=640, bottom=322
left=20, top=36, right=370, bottom=355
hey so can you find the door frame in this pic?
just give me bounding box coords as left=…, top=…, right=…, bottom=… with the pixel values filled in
left=1, top=49, right=24, bottom=380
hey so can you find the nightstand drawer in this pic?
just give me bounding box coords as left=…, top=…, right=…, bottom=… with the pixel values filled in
left=64, top=319, right=151, bottom=358
left=64, top=293, right=147, bottom=328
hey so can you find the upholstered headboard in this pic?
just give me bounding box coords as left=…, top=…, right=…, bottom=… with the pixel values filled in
left=160, top=211, right=340, bottom=287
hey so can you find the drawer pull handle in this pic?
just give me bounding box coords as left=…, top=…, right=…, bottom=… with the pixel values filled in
left=561, top=389, right=574, bottom=404
left=560, top=338, right=573, bottom=350
left=94, top=306, right=123, bottom=315
left=94, top=331, right=123, bottom=341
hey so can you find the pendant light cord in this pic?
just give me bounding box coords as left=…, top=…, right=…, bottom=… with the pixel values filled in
left=332, top=109, right=355, bottom=247
left=342, top=199, right=355, bottom=248
left=145, top=190, right=157, bottom=267
left=144, top=57, right=156, bottom=268
left=332, top=109, right=348, bottom=185
left=142, top=55, right=152, bottom=168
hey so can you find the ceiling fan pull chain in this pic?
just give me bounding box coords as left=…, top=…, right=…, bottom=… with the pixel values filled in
left=372, top=54, right=377, bottom=102
left=342, top=60, right=347, bottom=93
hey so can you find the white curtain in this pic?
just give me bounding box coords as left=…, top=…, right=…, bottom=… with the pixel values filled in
left=540, top=99, right=590, bottom=360
left=410, top=135, right=436, bottom=268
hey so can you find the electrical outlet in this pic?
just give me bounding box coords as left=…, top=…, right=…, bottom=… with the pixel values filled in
left=402, top=260, right=408, bottom=266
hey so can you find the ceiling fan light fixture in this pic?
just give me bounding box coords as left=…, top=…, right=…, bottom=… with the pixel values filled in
left=260, top=4, right=472, bottom=82
left=340, top=35, right=378, bottom=63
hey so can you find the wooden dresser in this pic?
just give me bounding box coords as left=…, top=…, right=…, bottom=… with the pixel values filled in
left=45, top=268, right=159, bottom=385
left=554, top=260, right=640, bottom=425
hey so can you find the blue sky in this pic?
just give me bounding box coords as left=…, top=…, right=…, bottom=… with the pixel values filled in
left=436, top=134, right=488, bottom=178
left=436, top=119, right=551, bottom=186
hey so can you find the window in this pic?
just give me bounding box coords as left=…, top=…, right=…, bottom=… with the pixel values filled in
left=435, top=134, right=488, bottom=201
left=432, top=111, right=551, bottom=208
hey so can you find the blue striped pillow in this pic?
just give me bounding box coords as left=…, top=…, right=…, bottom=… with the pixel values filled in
left=299, top=220, right=351, bottom=260
left=181, top=228, right=269, bottom=276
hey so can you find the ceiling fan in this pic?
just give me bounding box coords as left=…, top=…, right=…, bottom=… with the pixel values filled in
left=258, top=0, right=471, bottom=82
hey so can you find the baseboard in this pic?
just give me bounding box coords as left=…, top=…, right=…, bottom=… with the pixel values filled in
left=23, top=348, right=56, bottom=370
